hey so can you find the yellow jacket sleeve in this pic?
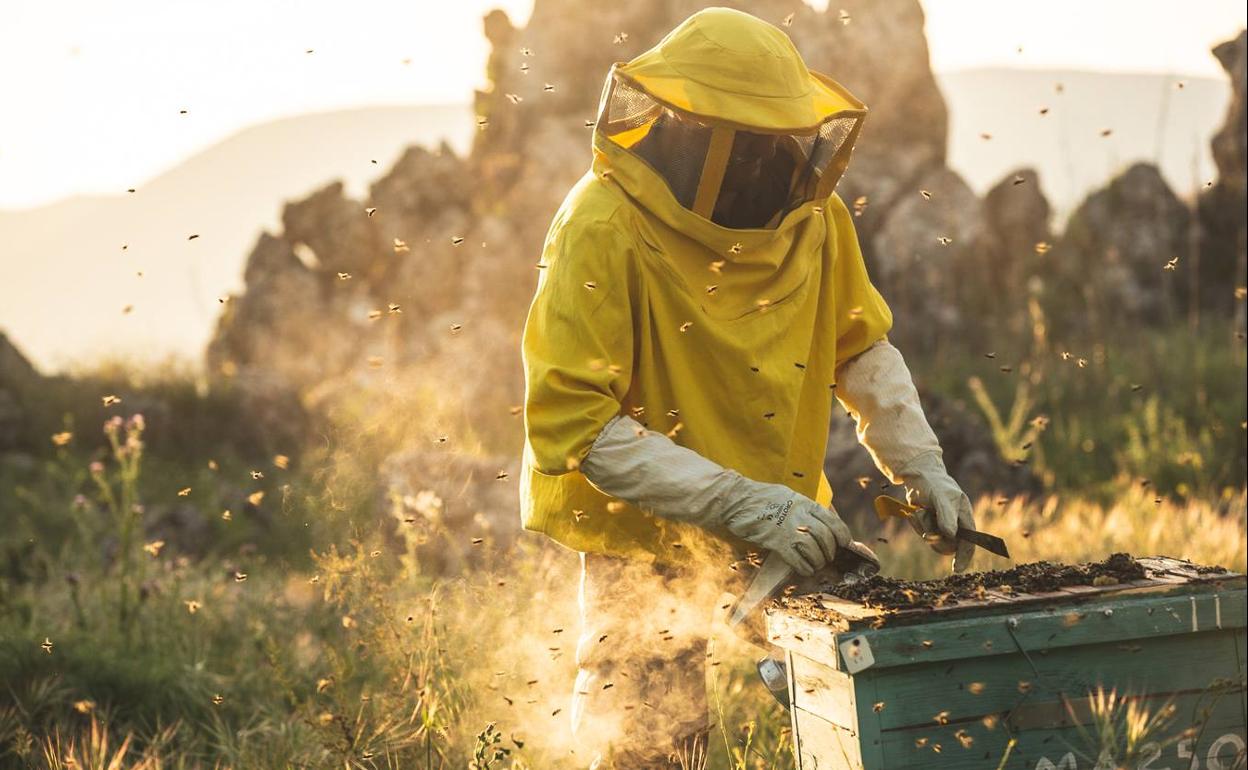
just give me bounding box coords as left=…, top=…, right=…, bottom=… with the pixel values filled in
left=522, top=217, right=637, bottom=475
left=827, top=192, right=893, bottom=367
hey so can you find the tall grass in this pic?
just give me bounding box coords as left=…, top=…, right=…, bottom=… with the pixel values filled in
left=1, top=296, right=1244, bottom=767
left=2, top=414, right=1242, bottom=767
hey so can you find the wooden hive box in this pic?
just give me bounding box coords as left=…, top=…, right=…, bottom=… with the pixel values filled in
left=764, top=557, right=1246, bottom=770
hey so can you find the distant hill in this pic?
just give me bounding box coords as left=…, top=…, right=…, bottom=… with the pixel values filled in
left=0, top=68, right=1230, bottom=371
left=0, top=104, right=474, bottom=372
left=938, top=68, right=1225, bottom=217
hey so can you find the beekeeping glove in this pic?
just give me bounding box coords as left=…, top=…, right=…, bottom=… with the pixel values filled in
left=580, top=414, right=854, bottom=577
left=835, top=339, right=976, bottom=572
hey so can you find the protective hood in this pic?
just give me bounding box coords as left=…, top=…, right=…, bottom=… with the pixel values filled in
left=592, top=7, right=866, bottom=238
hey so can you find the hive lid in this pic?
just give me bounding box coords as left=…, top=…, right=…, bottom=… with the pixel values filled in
left=765, top=556, right=1245, bottom=671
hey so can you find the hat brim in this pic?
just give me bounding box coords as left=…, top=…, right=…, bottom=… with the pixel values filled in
left=617, top=59, right=866, bottom=133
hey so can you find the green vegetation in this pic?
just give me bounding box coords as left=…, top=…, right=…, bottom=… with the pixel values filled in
left=0, top=310, right=1244, bottom=767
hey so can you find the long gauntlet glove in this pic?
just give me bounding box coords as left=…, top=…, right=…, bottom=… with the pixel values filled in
left=580, top=414, right=854, bottom=577
left=835, top=339, right=977, bottom=572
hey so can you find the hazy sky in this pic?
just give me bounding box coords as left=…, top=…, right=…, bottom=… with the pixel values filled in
left=1, top=0, right=1243, bottom=210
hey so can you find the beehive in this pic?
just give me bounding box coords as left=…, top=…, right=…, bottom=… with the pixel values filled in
left=764, top=557, right=1246, bottom=770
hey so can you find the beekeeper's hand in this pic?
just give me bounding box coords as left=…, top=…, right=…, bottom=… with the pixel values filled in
left=718, top=492, right=854, bottom=577
left=579, top=414, right=854, bottom=576
left=835, top=337, right=977, bottom=573
left=898, top=452, right=976, bottom=573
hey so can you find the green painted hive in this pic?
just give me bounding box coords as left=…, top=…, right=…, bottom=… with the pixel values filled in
left=764, top=556, right=1246, bottom=770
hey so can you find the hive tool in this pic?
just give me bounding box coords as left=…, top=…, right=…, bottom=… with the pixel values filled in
left=873, top=495, right=1011, bottom=559
left=727, top=540, right=881, bottom=709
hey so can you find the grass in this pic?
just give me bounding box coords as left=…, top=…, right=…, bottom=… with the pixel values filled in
left=0, top=313, right=1244, bottom=768
left=875, top=483, right=1247, bottom=579
left=918, top=309, right=1246, bottom=503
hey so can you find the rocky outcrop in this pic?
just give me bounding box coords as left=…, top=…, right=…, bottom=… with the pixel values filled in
left=1197, top=31, right=1247, bottom=326
left=1048, top=162, right=1192, bottom=333
left=871, top=167, right=985, bottom=350
left=0, top=333, right=42, bottom=451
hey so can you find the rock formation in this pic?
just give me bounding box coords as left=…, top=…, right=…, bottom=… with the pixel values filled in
left=0, top=333, right=40, bottom=452
left=1197, top=31, right=1247, bottom=327
left=1049, top=162, right=1192, bottom=334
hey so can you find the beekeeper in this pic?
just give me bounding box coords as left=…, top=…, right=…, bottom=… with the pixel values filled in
left=519, top=7, right=976, bottom=767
